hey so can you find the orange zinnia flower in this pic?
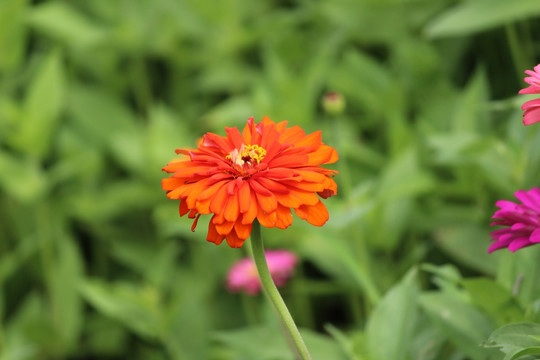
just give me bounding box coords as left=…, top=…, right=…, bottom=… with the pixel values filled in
left=161, top=116, right=338, bottom=248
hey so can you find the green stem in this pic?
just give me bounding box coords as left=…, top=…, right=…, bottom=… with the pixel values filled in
left=250, top=221, right=312, bottom=360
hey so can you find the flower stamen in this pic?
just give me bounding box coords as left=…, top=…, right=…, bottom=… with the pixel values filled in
left=226, top=144, right=267, bottom=166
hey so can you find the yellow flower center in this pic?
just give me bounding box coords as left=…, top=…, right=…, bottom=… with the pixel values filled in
left=226, top=144, right=266, bottom=166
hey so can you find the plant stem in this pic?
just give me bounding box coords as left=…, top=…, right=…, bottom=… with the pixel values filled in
left=250, top=221, right=312, bottom=360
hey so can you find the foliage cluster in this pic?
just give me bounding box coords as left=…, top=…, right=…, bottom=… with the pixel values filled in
left=2, top=0, right=540, bottom=359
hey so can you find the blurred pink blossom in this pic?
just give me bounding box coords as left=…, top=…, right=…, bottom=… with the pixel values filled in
left=227, top=250, right=298, bottom=295
left=519, top=64, right=540, bottom=125
left=489, top=188, right=540, bottom=253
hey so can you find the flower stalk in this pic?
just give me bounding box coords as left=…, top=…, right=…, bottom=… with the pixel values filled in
left=250, top=221, right=312, bottom=360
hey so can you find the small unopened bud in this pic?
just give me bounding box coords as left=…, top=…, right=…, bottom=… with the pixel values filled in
left=322, top=91, right=346, bottom=115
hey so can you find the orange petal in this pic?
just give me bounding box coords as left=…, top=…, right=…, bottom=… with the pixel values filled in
left=238, top=181, right=251, bottom=213
left=162, top=177, right=184, bottom=190
left=179, top=200, right=190, bottom=216
left=207, top=222, right=225, bottom=245
left=254, top=191, right=278, bottom=214
left=225, top=229, right=245, bottom=248
left=278, top=189, right=319, bottom=207
left=275, top=205, right=293, bottom=229
left=257, top=207, right=277, bottom=227
left=195, top=197, right=211, bottom=214
left=209, top=183, right=229, bottom=213
left=223, top=194, right=240, bottom=222
left=284, top=180, right=324, bottom=193
left=198, top=180, right=227, bottom=201
left=253, top=177, right=289, bottom=194
left=225, top=126, right=244, bottom=149
left=234, top=221, right=252, bottom=240
left=295, top=131, right=321, bottom=150
left=295, top=200, right=329, bottom=226
left=215, top=220, right=235, bottom=235
left=162, top=159, right=191, bottom=173
left=307, top=144, right=338, bottom=165
left=242, top=194, right=258, bottom=224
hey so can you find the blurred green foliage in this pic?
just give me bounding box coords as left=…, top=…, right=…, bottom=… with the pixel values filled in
left=1, top=0, right=540, bottom=359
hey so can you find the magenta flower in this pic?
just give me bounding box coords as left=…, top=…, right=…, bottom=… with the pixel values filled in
left=227, top=250, right=298, bottom=295
left=489, top=188, right=540, bottom=253
left=519, top=64, right=540, bottom=125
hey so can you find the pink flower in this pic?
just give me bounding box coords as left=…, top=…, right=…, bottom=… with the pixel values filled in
left=227, top=250, right=298, bottom=295
left=489, top=188, right=540, bottom=253
left=519, top=64, right=540, bottom=125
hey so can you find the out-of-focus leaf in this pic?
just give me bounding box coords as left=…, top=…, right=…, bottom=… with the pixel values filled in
left=451, top=68, right=488, bottom=133
left=67, top=85, right=138, bottom=149
left=212, top=325, right=347, bottom=360
left=485, top=323, right=540, bottom=360
left=377, top=147, right=435, bottom=201
left=70, top=180, right=158, bottom=222
left=10, top=50, right=64, bottom=158
left=79, top=279, right=163, bottom=340
left=297, top=224, right=381, bottom=305
left=0, top=0, right=29, bottom=72
left=496, top=245, right=540, bottom=304
left=435, top=225, right=499, bottom=275
left=0, top=152, right=47, bottom=202
left=0, top=235, right=39, bottom=286
left=4, top=293, right=64, bottom=358
left=48, top=233, right=85, bottom=350
left=462, top=278, right=525, bottom=326
left=420, top=292, right=498, bottom=360
left=27, top=2, right=107, bottom=49
left=366, top=268, right=419, bottom=360
left=425, top=0, right=540, bottom=38
left=111, top=240, right=180, bottom=289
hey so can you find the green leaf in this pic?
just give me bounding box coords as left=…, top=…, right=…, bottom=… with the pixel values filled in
left=0, top=0, right=29, bottom=72
left=27, top=2, right=107, bottom=49
left=213, top=325, right=347, bottom=360
left=509, top=347, right=540, bottom=360
left=425, top=0, right=540, bottom=38
left=48, top=233, right=85, bottom=351
left=496, top=245, right=540, bottom=304
left=0, top=152, right=48, bottom=202
left=67, top=85, right=137, bottom=150
left=434, top=225, right=499, bottom=275
left=461, top=278, right=525, bottom=326
left=79, top=279, right=163, bottom=340
left=366, top=268, right=419, bottom=360
left=486, top=322, right=540, bottom=360
left=420, top=292, right=497, bottom=360
left=10, top=50, right=65, bottom=158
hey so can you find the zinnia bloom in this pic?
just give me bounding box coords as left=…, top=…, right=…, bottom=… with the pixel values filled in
left=227, top=250, right=298, bottom=295
left=489, top=188, right=540, bottom=253
left=161, top=116, right=338, bottom=248
left=518, top=64, right=540, bottom=125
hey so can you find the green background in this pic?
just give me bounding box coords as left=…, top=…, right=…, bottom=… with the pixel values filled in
left=1, top=0, right=540, bottom=359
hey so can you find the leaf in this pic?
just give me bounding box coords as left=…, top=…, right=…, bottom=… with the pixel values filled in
left=366, top=268, right=419, bottom=360
left=0, top=0, right=29, bottom=72
left=461, top=278, right=525, bottom=326
left=0, top=151, right=48, bottom=202
left=48, top=233, right=85, bottom=351
left=434, top=225, right=499, bottom=275
left=486, top=322, right=540, bottom=360
left=212, top=325, right=347, bottom=360
left=79, top=279, right=163, bottom=340
left=10, top=50, right=65, bottom=158
left=425, top=0, right=540, bottom=38
left=67, top=85, right=137, bottom=150
left=420, top=292, right=497, bottom=360
left=496, top=245, right=540, bottom=304
left=27, top=1, right=107, bottom=49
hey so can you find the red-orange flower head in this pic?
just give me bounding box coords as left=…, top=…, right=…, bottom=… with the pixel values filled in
left=161, top=116, right=338, bottom=248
